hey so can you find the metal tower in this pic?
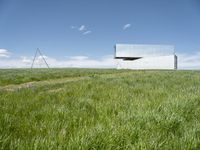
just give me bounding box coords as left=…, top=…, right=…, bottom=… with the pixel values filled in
left=31, top=48, right=50, bottom=68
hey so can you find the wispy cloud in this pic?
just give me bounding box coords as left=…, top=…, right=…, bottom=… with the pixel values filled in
left=83, top=30, right=92, bottom=35
left=68, top=56, right=88, bottom=60
left=71, top=25, right=92, bottom=35
left=79, top=25, right=86, bottom=31
left=177, top=52, right=200, bottom=69
left=70, top=25, right=76, bottom=29
left=0, top=49, right=11, bottom=58
left=123, top=24, right=131, bottom=30
left=21, top=56, right=32, bottom=64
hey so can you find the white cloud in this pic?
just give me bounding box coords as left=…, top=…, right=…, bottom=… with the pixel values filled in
left=46, top=55, right=115, bottom=68
left=68, top=56, right=89, bottom=60
left=0, top=49, right=11, bottom=58
left=83, top=30, right=92, bottom=35
left=21, top=56, right=32, bottom=64
left=123, top=24, right=131, bottom=30
left=1, top=52, right=200, bottom=69
left=0, top=55, right=116, bottom=68
left=79, top=25, right=86, bottom=31
left=177, top=52, right=200, bottom=69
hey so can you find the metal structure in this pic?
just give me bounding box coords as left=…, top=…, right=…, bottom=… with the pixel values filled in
left=115, top=44, right=178, bottom=70
left=31, top=48, right=50, bottom=68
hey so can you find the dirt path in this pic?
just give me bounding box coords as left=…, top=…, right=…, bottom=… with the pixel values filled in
left=0, top=71, right=133, bottom=92
left=0, top=76, right=91, bottom=92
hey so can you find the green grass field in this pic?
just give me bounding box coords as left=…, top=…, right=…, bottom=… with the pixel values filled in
left=0, top=69, right=200, bottom=149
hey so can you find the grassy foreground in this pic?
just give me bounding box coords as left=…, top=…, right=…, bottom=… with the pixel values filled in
left=0, top=69, right=200, bottom=149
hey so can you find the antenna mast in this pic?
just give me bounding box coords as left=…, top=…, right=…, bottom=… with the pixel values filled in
left=31, top=48, right=50, bottom=68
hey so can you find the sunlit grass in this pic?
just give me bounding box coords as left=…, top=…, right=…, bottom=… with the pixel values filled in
left=0, top=69, right=200, bottom=149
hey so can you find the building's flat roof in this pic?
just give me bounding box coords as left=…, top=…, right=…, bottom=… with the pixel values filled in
left=115, top=44, right=175, bottom=58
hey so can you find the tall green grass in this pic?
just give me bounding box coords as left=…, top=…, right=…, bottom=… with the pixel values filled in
left=0, top=69, right=200, bottom=149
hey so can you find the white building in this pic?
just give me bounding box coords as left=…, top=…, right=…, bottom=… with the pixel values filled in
left=115, top=44, right=177, bottom=70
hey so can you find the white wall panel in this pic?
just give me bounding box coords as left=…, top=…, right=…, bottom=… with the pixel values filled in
left=115, top=44, right=175, bottom=58
left=116, top=55, right=175, bottom=70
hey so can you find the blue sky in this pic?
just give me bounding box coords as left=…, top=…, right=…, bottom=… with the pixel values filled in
left=0, top=0, right=200, bottom=68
